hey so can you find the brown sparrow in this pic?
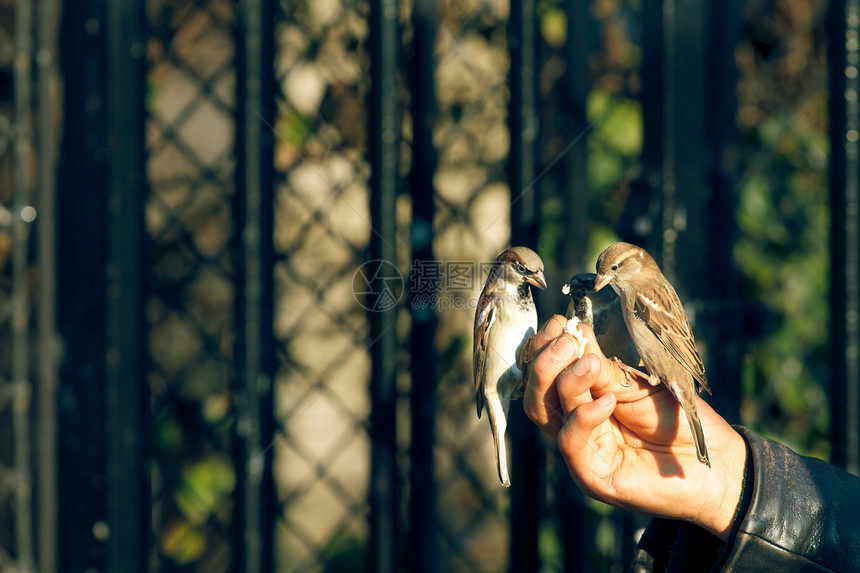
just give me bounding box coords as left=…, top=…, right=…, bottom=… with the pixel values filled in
left=594, top=242, right=712, bottom=467
left=474, top=247, right=547, bottom=486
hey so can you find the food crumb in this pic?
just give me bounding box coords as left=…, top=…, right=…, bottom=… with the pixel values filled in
left=564, top=317, right=587, bottom=360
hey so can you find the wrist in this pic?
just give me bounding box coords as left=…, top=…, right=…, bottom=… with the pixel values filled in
left=698, top=428, right=748, bottom=540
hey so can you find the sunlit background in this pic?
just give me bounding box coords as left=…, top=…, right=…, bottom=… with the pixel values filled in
left=0, top=0, right=852, bottom=572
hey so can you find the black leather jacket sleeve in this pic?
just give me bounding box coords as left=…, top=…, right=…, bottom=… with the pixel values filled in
left=632, top=426, right=860, bottom=572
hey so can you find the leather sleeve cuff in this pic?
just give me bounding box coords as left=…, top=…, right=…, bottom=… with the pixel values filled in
left=710, top=435, right=753, bottom=569
left=719, top=426, right=860, bottom=571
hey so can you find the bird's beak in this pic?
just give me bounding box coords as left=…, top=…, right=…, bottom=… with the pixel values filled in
left=527, top=270, right=547, bottom=290
left=593, top=273, right=613, bottom=292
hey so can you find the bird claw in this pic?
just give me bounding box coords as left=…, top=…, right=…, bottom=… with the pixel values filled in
left=518, top=335, right=534, bottom=371
left=513, top=335, right=535, bottom=399
left=611, top=357, right=634, bottom=386
left=612, top=357, right=648, bottom=387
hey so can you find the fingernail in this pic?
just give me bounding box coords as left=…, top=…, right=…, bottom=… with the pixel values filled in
left=550, top=336, right=576, bottom=362
left=572, top=354, right=591, bottom=376
left=597, top=392, right=615, bottom=408
left=543, top=315, right=565, bottom=338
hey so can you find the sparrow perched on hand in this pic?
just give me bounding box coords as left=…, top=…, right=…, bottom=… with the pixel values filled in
left=562, top=273, right=643, bottom=376
left=474, top=246, right=547, bottom=487
left=594, top=242, right=712, bottom=467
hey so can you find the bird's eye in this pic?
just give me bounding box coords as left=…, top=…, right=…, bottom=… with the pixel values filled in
left=611, top=264, right=618, bottom=271
left=516, top=263, right=526, bottom=273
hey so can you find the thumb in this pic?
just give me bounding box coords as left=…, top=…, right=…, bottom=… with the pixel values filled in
left=557, top=392, right=617, bottom=470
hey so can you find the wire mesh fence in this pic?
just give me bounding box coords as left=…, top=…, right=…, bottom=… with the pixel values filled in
left=272, top=1, right=376, bottom=570
left=0, top=0, right=853, bottom=572
left=145, top=1, right=240, bottom=571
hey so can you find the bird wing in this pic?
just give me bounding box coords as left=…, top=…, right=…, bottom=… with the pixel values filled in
left=633, top=287, right=711, bottom=395
left=473, top=291, right=497, bottom=418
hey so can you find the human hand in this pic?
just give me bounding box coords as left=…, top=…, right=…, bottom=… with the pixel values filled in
left=522, top=315, right=746, bottom=539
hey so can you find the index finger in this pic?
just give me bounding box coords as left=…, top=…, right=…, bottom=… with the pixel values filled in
left=529, top=315, right=567, bottom=357
left=523, top=320, right=588, bottom=437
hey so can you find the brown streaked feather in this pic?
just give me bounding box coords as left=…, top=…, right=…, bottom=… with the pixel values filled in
left=473, top=291, right=497, bottom=418
left=633, top=286, right=711, bottom=395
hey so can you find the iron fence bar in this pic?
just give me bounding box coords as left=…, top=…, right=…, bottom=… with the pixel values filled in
left=558, top=1, right=593, bottom=570
left=703, top=0, right=742, bottom=423
left=670, top=0, right=707, bottom=298
left=57, top=1, right=109, bottom=569
left=508, top=0, right=542, bottom=570
left=13, top=0, right=35, bottom=570
left=659, top=0, right=678, bottom=277
left=667, top=0, right=733, bottom=449
left=236, top=0, right=277, bottom=570
left=558, top=474, right=590, bottom=573
left=36, top=0, right=61, bottom=570
left=369, top=0, right=400, bottom=571
left=624, top=0, right=663, bottom=251
left=508, top=0, right=539, bottom=247
left=408, top=0, right=438, bottom=572
left=558, top=0, right=591, bottom=271
left=104, top=0, right=148, bottom=571
left=828, top=0, right=860, bottom=474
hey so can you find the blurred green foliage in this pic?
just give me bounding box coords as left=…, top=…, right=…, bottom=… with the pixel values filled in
left=588, top=89, right=643, bottom=161
left=276, top=110, right=314, bottom=150
left=736, top=102, right=830, bottom=457
left=161, top=455, right=237, bottom=564
left=174, top=455, right=237, bottom=526
left=161, top=519, right=208, bottom=565
left=321, top=531, right=367, bottom=573
left=538, top=0, right=567, bottom=48
left=732, top=0, right=830, bottom=457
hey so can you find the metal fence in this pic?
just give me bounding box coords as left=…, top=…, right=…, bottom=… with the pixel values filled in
left=0, top=0, right=856, bottom=572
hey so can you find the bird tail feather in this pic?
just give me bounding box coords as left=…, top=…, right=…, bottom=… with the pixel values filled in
left=687, top=409, right=711, bottom=468
left=485, top=394, right=511, bottom=487
left=668, top=379, right=711, bottom=467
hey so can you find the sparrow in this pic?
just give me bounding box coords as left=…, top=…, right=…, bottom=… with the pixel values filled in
left=593, top=242, right=712, bottom=467
left=474, top=246, right=547, bottom=487
left=562, top=273, right=643, bottom=378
